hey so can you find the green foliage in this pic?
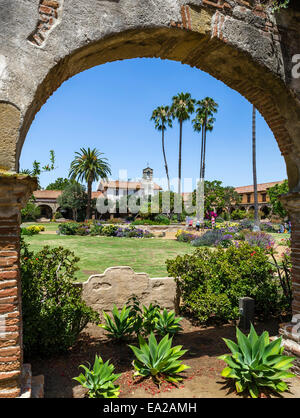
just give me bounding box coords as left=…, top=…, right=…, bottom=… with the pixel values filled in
left=46, top=177, right=75, bottom=190
left=129, top=333, right=190, bottom=385
left=73, top=355, right=121, bottom=398
left=184, top=289, right=233, bottom=323
left=21, top=225, right=44, bottom=236
left=231, top=209, right=247, bottom=220
left=219, top=325, right=295, bottom=398
left=57, top=183, right=88, bottom=221
left=21, top=199, right=41, bottom=222
left=190, top=230, right=223, bottom=247
left=126, top=295, right=144, bottom=334
left=142, top=303, right=161, bottom=335
left=125, top=296, right=182, bottom=337
left=99, top=305, right=135, bottom=341
left=192, top=180, right=240, bottom=215
left=58, top=222, right=81, bottom=235
left=131, top=219, right=170, bottom=226
left=20, top=150, right=56, bottom=189
left=166, top=243, right=284, bottom=324
left=155, top=309, right=183, bottom=337
left=69, top=147, right=111, bottom=219
left=101, top=224, right=119, bottom=236
left=21, top=241, right=99, bottom=356
left=267, top=180, right=289, bottom=219
left=271, top=0, right=290, bottom=13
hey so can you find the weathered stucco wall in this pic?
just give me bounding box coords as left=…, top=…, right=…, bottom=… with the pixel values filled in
left=1, top=0, right=300, bottom=396
left=0, top=0, right=300, bottom=191
left=77, top=266, right=178, bottom=317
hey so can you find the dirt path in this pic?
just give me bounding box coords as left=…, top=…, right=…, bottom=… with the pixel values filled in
left=28, top=318, right=300, bottom=398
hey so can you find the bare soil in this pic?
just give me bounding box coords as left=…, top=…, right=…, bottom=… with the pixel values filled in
left=28, top=318, right=300, bottom=399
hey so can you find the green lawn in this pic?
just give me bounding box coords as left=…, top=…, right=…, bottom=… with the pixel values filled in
left=22, top=223, right=290, bottom=282
left=23, top=228, right=194, bottom=281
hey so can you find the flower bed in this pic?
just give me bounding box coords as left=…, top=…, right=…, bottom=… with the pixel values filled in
left=21, top=225, right=45, bottom=236
left=57, top=221, right=154, bottom=238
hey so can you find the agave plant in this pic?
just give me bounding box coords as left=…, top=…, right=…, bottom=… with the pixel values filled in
left=129, top=332, right=190, bottom=385
left=155, top=309, right=183, bottom=337
left=142, top=303, right=160, bottom=335
left=98, top=305, right=135, bottom=340
left=218, top=324, right=295, bottom=398
left=73, top=355, right=121, bottom=398
left=126, top=294, right=144, bottom=335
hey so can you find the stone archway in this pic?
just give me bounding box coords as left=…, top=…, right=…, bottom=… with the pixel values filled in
left=36, top=204, right=53, bottom=219
left=1, top=0, right=300, bottom=397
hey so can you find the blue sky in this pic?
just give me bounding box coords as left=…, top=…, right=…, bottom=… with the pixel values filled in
left=20, top=58, right=287, bottom=192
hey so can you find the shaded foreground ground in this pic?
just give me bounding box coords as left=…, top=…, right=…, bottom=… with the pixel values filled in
left=28, top=318, right=300, bottom=398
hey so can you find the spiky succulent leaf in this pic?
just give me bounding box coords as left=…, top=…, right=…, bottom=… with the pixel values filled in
left=129, top=332, right=190, bottom=384
left=73, top=355, right=121, bottom=398
left=219, top=326, right=295, bottom=398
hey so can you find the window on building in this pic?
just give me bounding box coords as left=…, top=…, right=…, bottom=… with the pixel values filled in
left=262, top=193, right=267, bottom=202
left=247, top=194, right=251, bottom=203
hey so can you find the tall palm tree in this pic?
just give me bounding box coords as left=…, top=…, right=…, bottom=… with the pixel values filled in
left=252, top=105, right=260, bottom=229
left=69, top=147, right=111, bottom=220
left=192, top=98, right=217, bottom=221
left=150, top=105, right=172, bottom=192
left=171, top=93, right=195, bottom=201
left=196, top=97, right=218, bottom=179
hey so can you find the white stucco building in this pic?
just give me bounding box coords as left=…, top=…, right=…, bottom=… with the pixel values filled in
left=97, top=167, right=162, bottom=202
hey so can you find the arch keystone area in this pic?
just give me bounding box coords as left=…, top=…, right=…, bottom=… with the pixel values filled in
left=1, top=0, right=300, bottom=396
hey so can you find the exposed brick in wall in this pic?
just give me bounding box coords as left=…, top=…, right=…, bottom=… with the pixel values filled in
left=0, top=176, right=37, bottom=398
left=0, top=215, right=22, bottom=397
left=28, top=0, right=63, bottom=47
left=170, top=2, right=293, bottom=158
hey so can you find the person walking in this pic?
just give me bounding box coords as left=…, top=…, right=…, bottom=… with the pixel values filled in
left=211, top=215, right=215, bottom=229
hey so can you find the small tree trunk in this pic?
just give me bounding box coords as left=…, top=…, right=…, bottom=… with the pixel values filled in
left=162, top=127, right=170, bottom=192
left=87, top=180, right=92, bottom=220
left=177, top=120, right=183, bottom=221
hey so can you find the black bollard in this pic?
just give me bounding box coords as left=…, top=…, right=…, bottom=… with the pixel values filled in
left=238, top=297, right=255, bottom=331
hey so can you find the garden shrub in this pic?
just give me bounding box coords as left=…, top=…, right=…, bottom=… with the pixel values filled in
left=21, top=200, right=41, bottom=222
left=131, top=218, right=170, bottom=226
left=238, top=219, right=254, bottom=231
left=230, top=209, right=247, bottom=220
left=21, top=241, right=99, bottom=357
left=176, top=230, right=197, bottom=243
left=21, top=225, right=44, bottom=236
left=190, top=230, right=223, bottom=247
left=166, top=243, right=284, bottom=324
left=184, top=288, right=233, bottom=323
left=100, top=224, right=119, bottom=236
left=214, top=234, right=234, bottom=248
left=90, top=222, right=103, bottom=236
left=243, top=231, right=275, bottom=250
left=58, top=222, right=80, bottom=235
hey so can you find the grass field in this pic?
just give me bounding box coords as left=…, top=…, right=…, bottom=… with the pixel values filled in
left=22, top=223, right=194, bottom=281
left=22, top=223, right=290, bottom=282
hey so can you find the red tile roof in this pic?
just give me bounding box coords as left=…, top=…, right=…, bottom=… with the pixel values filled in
left=98, top=180, right=162, bottom=191
left=235, top=181, right=284, bottom=194
left=33, top=190, right=62, bottom=199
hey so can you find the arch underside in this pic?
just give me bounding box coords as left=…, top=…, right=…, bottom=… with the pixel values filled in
left=15, top=24, right=300, bottom=191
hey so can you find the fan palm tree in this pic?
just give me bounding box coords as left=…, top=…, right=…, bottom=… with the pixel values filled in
left=192, top=99, right=217, bottom=221
left=171, top=92, right=195, bottom=205
left=150, top=105, right=172, bottom=192
left=252, top=105, right=260, bottom=229
left=69, top=147, right=111, bottom=219
left=195, top=97, right=218, bottom=179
